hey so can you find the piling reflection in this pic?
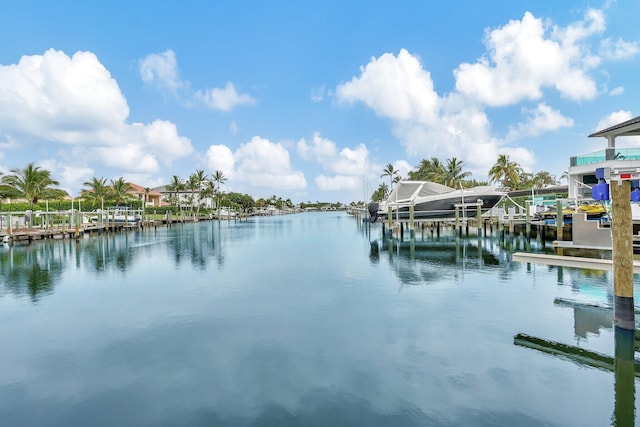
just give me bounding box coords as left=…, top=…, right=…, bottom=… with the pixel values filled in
left=369, top=231, right=547, bottom=287
left=514, top=266, right=637, bottom=426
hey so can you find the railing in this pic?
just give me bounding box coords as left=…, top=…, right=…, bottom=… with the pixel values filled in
left=571, top=148, right=640, bottom=166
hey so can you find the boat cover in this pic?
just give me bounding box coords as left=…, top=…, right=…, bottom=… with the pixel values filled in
left=385, top=181, right=454, bottom=204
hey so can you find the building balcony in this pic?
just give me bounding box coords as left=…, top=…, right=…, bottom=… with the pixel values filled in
left=570, top=148, right=640, bottom=166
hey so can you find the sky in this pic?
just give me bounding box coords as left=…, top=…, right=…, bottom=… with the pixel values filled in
left=0, top=0, right=639, bottom=203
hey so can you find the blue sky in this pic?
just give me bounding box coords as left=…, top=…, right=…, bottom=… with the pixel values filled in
left=1, top=1, right=639, bottom=203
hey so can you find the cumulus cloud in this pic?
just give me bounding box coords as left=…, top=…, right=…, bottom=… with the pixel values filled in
left=589, top=110, right=640, bottom=148
left=0, top=49, right=129, bottom=139
left=297, top=132, right=384, bottom=191
left=336, top=49, right=440, bottom=124
left=204, top=144, right=236, bottom=178
left=599, top=37, right=640, bottom=60
left=507, top=103, right=574, bottom=140
left=333, top=5, right=636, bottom=179
left=454, top=9, right=607, bottom=105
left=139, top=50, right=255, bottom=112
left=194, top=82, right=255, bottom=112
left=139, top=49, right=184, bottom=94
left=0, top=49, right=194, bottom=191
left=205, top=137, right=306, bottom=192
left=595, top=110, right=633, bottom=132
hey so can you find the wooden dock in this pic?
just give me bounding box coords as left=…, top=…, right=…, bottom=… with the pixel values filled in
left=512, top=252, right=640, bottom=273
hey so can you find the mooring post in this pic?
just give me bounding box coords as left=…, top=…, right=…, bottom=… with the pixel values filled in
left=476, top=203, right=482, bottom=237
left=610, top=179, right=635, bottom=330
left=455, top=206, right=460, bottom=237
left=525, top=201, right=531, bottom=239
left=387, top=206, right=393, bottom=238
left=409, top=205, right=415, bottom=239
left=555, top=199, right=563, bottom=241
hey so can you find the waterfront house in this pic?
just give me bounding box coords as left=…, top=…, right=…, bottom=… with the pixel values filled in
left=567, top=116, right=640, bottom=200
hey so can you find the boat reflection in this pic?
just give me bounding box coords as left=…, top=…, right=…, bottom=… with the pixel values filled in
left=369, top=230, right=553, bottom=287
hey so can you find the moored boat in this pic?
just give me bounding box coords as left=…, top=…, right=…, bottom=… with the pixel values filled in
left=368, top=181, right=504, bottom=222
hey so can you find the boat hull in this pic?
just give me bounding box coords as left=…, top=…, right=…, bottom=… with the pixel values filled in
left=375, top=193, right=503, bottom=220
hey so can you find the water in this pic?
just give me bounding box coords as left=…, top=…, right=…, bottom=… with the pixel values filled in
left=0, top=212, right=637, bottom=426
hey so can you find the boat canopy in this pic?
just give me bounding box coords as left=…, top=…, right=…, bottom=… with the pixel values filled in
left=385, top=181, right=454, bottom=204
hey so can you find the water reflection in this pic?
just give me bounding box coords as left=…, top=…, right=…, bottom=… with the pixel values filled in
left=368, top=230, right=549, bottom=287
left=0, top=243, right=64, bottom=301
left=0, top=221, right=232, bottom=301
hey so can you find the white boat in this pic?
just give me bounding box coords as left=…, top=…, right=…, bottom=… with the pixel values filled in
left=368, top=181, right=504, bottom=222
left=90, top=207, right=141, bottom=223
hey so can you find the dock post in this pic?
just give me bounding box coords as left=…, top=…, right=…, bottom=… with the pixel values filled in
left=555, top=199, right=563, bottom=241
left=387, top=206, right=392, bottom=237
left=525, top=201, right=531, bottom=239
left=409, top=205, right=415, bottom=239
left=455, top=206, right=460, bottom=237
left=610, top=179, right=635, bottom=330
left=436, top=221, right=440, bottom=239
left=476, top=203, right=482, bottom=237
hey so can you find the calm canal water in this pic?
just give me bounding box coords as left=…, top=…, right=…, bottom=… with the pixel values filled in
left=0, top=212, right=638, bottom=426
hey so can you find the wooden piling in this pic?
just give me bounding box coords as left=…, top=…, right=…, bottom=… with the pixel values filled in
left=610, top=179, right=635, bottom=330
left=555, top=199, right=563, bottom=241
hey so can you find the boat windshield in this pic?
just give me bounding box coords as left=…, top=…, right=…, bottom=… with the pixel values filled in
left=386, top=181, right=454, bottom=203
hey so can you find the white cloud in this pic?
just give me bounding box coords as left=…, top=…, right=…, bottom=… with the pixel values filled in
left=0, top=49, right=194, bottom=192
left=454, top=9, right=607, bottom=105
left=600, top=37, right=640, bottom=60
left=595, top=110, right=633, bottom=132
left=591, top=110, right=640, bottom=148
left=507, top=103, right=573, bottom=140
left=297, top=132, right=337, bottom=162
left=315, top=175, right=363, bottom=191
left=609, top=86, right=624, bottom=96
left=194, top=82, right=255, bottom=112
left=139, top=49, right=183, bottom=94
left=139, top=50, right=255, bottom=112
left=336, top=49, right=440, bottom=124
left=297, top=132, right=384, bottom=191
left=0, top=49, right=129, bottom=140
left=204, top=137, right=306, bottom=191
left=204, top=144, right=236, bottom=178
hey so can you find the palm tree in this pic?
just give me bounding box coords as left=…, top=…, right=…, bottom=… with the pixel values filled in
left=444, top=157, right=471, bottom=188
left=166, top=175, right=184, bottom=209
left=488, top=154, right=522, bottom=188
left=0, top=163, right=66, bottom=209
left=143, top=187, right=151, bottom=206
left=212, top=170, right=227, bottom=219
left=81, top=177, right=110, bottom=209
left=381, top=163, right=399, bottom=188
left=408, top=157, right=445, bottom=182
left=200, top=180, right=217, bottom=210
left=188, top=169, right=208, bottom=214
left=531, top=171, right=556, bottom=189
left=372, top=183, right=389, bottom=202
left=109, top=177, right=134, bottom=206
